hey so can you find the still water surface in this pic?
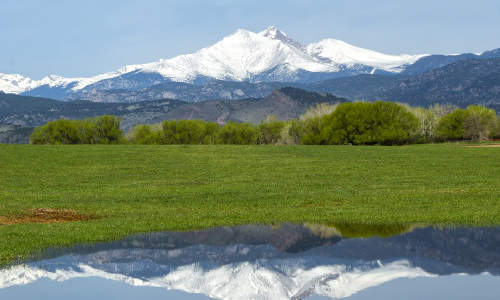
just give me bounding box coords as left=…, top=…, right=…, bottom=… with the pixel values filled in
left=1, top=224, right=499, bottom=299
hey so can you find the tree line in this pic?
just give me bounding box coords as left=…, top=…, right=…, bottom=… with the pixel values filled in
left=30, top=101, right=500, bottom=145
left=30, top=116, right=124, bottom=145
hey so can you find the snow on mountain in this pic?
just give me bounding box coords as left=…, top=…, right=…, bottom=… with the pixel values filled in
left=0, top=26, right=428, bottom=96
left=306, top=39, right=426, bottom=73
left=0, top=73, right=39, bottom=94
left=0, top=73, right=92, bottom=94
left=0, top=259, right=433, bottom=300
left=1, top=65, right=145, bottom=95
left=136, top=26, right=336, bottom=82
left=71, top=63, right=154, bottom=91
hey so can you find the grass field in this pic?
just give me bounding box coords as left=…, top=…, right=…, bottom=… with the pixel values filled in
left=0, top=144, right=499, bottom=267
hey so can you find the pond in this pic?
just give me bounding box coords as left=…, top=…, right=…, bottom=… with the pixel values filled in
left=1, top=224, right=499, bottom=299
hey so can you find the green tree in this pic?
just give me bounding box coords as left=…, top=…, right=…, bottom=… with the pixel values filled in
left=30, top=119, right=81, bottom=145
left=93, top=115, right=124, bottom=144
left=319, top=102, right=419, bottom=145
left=201, top=121, right=219, bottom=144
left=285, top=119, right=305, bottom=145
left=492, top=117, right=500, bottom=139
left=161, top=120, right=203, bottom=144
left=464, top=105, right=497, bottom=142
left=257, top=115, right=286, bottom=144
left=217, top=122, right=257, bottom=145
left=159, top=120, right=220, bottom=144
left=295, top=103, right=341, bottom=145
left=436, top=109, right=469, bottom=141
left=30, top=115, right=125, bottom=145
left=300, top=117, right=327, bottom=145
left=77, top=119, right=98, bottom=144
left=128, top=124, right=162, bottom=144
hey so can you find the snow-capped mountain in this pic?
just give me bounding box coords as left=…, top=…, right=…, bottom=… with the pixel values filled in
left=0, top=26, right=427, bottom=100
left=306, top=38, right=423, bottom=73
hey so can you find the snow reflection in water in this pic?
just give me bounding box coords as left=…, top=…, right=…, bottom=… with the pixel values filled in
left=1, top=224, right=499, bottom=300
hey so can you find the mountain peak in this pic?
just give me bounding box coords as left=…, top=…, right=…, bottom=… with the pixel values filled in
left=307, top=38, right=426, bottom=71
left=260, top=25, right=287, bottom=39
left=0, top=27, right=432, bottom=97
left=231, top=28, right=253, bottom=36
left=259, top=26, right=303, bottom=50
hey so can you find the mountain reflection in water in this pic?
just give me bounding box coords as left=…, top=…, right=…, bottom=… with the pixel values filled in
left=1, top=224, right=499, bottom=300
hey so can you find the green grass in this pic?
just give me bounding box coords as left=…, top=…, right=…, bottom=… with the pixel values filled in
left=0, top=143, right=499, bottom=267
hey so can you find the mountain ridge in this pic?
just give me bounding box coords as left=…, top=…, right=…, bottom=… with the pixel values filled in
left=1, top=26, right=499, bottom=105
left=310, top=57, right=500, bottom=110
left=1, top=26, right=427, bottom=99
left=0, top=87, right=346, bottom=141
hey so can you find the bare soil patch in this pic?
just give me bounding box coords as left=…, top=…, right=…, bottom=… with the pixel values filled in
left=0, top=208, right=93, bottom=225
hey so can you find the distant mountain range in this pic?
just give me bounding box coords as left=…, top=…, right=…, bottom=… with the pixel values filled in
left=65, top=57, right=500, bottom=112
left=1, top=25, right=499, bottom=145
left=65, top=57, right=500, bottom=110
left=1, top=26, right=499, bottom=102
left=0, top=87, right=345, bottom=143
left=2, top=57, right=500, bottom=143
left=310, top=57, right=500, bottom=110
left=67, top=80, right=288, bottom=103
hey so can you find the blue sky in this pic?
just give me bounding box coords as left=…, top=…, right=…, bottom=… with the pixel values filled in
left=2, top=0, right=500, bottom=79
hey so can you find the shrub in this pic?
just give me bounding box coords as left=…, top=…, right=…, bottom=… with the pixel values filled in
left=30, top=119, right=81, bottom=145
left=128, top=124, right=162, bottom=144
left=257, top=115, right=286, bottom=145
left=319, top=102, right=419, bottom=145
left=217, top=122, right=257, bottom=145
left=492, top=117, right=500, bottom=139
left=300, top=117, right=327, bottom=145
left=295, top=104, right=341, bottom=145
left=463, top=105, right=497, bottom=141
left=31, top=104, right=496, bottom=146
left=201, top=121, right=219, bottom=145
left=160, top=120, right=219, bottom=144
left=30, top=115, right=123, bottom=145
left=285, top=120, right=305, bottom=145
left=436, top=109, right=469, bottom=141
left=93, top=115, right=124, bottom=144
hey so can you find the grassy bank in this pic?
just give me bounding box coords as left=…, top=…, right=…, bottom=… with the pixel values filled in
left=0, top=144, right=499, bottom=266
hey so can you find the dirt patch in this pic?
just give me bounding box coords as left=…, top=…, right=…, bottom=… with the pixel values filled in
left=0, top=208, right=93, bottom=225
left=466, top=144, right=500, bottom=148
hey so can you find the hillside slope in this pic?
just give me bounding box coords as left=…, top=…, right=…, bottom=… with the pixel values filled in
left=0, top=88, right=345, bottom=142
left=312, top=58, right=500, bottom=110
